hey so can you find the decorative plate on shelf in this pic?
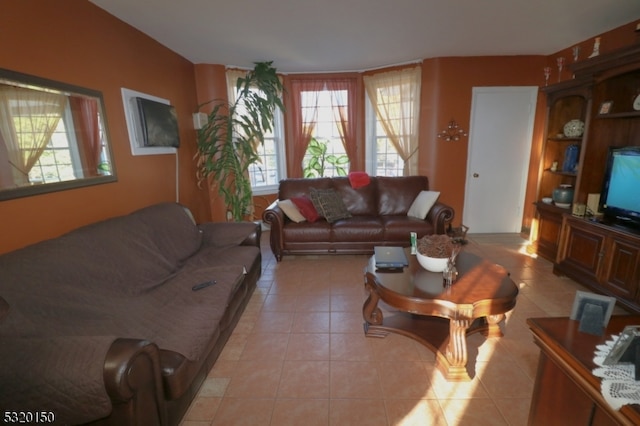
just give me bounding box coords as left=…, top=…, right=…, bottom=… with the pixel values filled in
left=633, top=93, right=640, bottom=111
left=563, top=119, right=584, bottom=138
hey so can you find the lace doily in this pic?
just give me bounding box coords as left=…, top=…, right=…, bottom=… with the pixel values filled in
left=593, top=334, right=640, bottom=410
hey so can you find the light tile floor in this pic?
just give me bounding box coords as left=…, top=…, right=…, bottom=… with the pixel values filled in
left=180, top=232, right=629, bottom=425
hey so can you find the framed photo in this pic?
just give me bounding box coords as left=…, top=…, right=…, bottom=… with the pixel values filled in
left=603, top=325, right=640, bottom=366
left=599, top=101, right=613, bottom=115
left=570, top=290, right=616, bottom=327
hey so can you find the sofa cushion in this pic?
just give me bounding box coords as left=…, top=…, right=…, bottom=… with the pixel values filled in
left=377, top=176, right=428, bottom=215
left=332, top=216, right=385, bottom=242
left=278, top=199, right=306, bottom=223
left=279, top=177, right=332, bottom=199
left=310, top=188, right=352, bottom=223
left=291, top=196, right=320, bottom=222
left=282, top=221, right=332, bottom=242
left=0, top=296, right=9, bottom=322
left=129, top=203, right=203, bottom=265
left=332, top=177, right=378, bottom=216
left=382, top=216, right=435, bottom=241
left=407, top=190, right=440, bottom=219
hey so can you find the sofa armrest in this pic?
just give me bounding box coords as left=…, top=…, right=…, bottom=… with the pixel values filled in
left=198, top=222, right=261, bottom=248
left=102, top=338, right=167, bottom=425
left=262, top=200, right=285, bottom=261
left=426, top=201, right=455, bottom=234
left=0, top=336, right=119, bottom=425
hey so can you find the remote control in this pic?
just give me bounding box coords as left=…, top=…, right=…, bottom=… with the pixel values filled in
left=192, top=280, right=216, bottom=291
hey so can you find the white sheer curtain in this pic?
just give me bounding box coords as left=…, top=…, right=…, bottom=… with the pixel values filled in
left=0, top=86, right=66, bottom=186
left=363, top=66, right=422, bottom=176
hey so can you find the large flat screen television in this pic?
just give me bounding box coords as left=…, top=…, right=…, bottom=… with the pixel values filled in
left=599, top=146, right=640, bottom=229
left=135, top=97, right=180, bottom=148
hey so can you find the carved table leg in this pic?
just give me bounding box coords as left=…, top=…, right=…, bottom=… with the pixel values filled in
left=362, top=278, right=383, bottom=326
left=439, top=318, right=472, bottom=381
left=482, top=314, right=505, bottom=338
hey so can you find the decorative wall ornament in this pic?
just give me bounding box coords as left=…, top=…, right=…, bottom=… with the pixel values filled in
left=437, top=120, right=468, bottom=141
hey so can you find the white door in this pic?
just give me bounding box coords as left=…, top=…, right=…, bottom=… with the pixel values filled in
left=463, top=87, right=537, bottom=233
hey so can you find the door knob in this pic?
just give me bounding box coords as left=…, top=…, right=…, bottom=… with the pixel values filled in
left=473, top=173, right=479, bottom=178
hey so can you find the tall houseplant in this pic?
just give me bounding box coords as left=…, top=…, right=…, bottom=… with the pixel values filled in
left=195, top=62, right=284, bottom=221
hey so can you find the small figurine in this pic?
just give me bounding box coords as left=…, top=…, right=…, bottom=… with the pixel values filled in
left=589, top=37, right=601, bottom=58
left=572, top=45, right=580, bottom=62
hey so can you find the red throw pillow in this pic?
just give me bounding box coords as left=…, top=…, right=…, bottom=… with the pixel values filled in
left=291, top=196, right=320, bottom=223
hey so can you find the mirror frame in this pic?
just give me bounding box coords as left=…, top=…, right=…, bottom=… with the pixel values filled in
left=0, top=68, right=117, bottom=201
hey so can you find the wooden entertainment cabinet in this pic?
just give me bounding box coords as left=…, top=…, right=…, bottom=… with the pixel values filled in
left=531, top=44, right=640, bottom=312
left=555, top=215, right=640, bottom=311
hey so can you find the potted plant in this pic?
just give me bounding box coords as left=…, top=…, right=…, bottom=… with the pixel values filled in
left=195, top=61, right=284, bottom=221
left=302, top=137, right=349, bottom=178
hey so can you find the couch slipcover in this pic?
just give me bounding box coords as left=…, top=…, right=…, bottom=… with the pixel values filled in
left=0, top=203, right=261, bottom=425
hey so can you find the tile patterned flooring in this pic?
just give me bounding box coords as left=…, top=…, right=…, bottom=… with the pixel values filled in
left=180, top=233, right=627, bottom=425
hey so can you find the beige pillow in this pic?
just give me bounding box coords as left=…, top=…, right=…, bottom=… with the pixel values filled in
left=407, top=190, right=440, bottom=219
left=278, top=199, right=306, bottom=223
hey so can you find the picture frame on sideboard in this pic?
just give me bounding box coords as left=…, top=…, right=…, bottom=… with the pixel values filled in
left=570, top=290, right=616, bottom=330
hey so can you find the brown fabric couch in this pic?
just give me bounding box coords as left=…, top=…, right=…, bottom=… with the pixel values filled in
left=0, top=203, right=261, bottom=425
left=262, top=176, right=454, bottom=261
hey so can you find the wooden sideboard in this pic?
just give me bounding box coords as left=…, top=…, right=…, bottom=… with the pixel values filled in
left=555, top=215, right=640, bottom=312
left=527, top=316, right=640, bottom=425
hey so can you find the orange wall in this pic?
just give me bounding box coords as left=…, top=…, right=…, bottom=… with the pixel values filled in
left=1, top=3, right=636, bottom=254
left=418, top=56, right=548, bottom=230
left=0, top=1, right=210, bottom=254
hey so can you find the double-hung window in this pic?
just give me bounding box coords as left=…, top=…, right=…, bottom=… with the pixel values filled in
left=301, top=89, right=349, bottom=178
left=364, top=66, right=422, bottom=176
left=0, top=86, right=110, bottom=187
left=289, top=78, right=358, bottom=178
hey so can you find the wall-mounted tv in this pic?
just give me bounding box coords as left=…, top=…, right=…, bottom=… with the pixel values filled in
left=599, top=146, right=640, bottom=229
left=135, top=97, right=180, bottom=148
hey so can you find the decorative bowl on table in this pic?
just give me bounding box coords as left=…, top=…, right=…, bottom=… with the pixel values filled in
left=416, top=234, right=460, bottom=273
left=416, top=252, right=449, bottom=272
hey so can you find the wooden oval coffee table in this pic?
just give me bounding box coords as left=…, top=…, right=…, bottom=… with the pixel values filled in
left=363, top=249, right=518, bottom=381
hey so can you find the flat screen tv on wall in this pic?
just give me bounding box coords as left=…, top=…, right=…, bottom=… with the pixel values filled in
left=599, top=145, right=640, bottom=230
left=135, top=97, right=180, bottom=148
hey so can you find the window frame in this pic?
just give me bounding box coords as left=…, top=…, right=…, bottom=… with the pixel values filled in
left=249, top=105, right=286, bottom=195
left=365, top=94, right=404, bottom=177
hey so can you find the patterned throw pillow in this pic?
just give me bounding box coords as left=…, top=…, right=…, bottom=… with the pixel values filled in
left=309, top=188, right=352, bottom=223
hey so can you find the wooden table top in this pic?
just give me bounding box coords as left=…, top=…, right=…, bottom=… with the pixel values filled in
left=365, top=250, right=518, bottom=319
left=527, top=316, right=640, bottom=423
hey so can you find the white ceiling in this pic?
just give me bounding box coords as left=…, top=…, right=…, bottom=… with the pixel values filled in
left=90, top=0, right=640, bottom=73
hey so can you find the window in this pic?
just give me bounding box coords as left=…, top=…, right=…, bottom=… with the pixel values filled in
left=7, top=95, right=110, bottom=185
left=246, top=107, right=285, bottom=194
left=365, top=97, right=404, bottom=176
left=363, top=66, right=422, bottom=176
left=27, top=107, right=81, bottom=183
left=301, top=89, right=349, bottom=177
left=227, top=69, right=285, bottom=195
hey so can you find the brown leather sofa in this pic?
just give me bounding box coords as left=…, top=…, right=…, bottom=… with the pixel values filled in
left=262, top=176, right=454, bottom=261
left=0, top=203, right=261, bottom=425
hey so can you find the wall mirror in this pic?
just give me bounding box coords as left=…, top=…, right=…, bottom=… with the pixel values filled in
left=0, top=68, right=116, bottom=201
